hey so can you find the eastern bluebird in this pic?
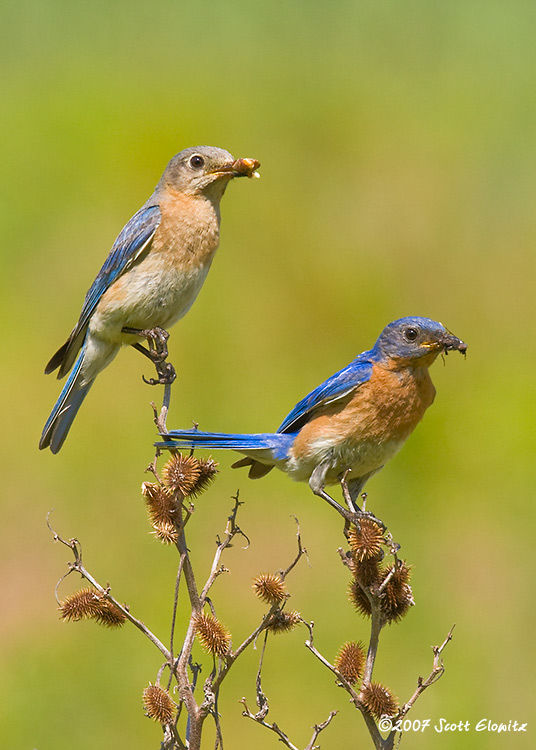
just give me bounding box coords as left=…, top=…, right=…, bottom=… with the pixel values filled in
left=157, top=317, right=466, bottom=517
left=40, top=146, right=260, bottom=453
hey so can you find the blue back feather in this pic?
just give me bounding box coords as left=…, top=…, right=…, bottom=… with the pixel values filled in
left=276, top=356, right=374, bottom=434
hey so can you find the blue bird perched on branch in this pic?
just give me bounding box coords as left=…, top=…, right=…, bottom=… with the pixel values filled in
left=40, top=146, right=260, bottom=454
left=157, top=317, right=466, bottom=519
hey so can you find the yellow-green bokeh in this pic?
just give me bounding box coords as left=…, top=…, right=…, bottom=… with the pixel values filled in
left=1, top=1, right=535, bottom=748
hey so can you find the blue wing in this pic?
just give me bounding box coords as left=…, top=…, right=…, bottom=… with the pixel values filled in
left=77, top=203, right=161, bottom=333
left=276, top=354, right=374, bottom=434
left=47, top=203, right=161, bottom=377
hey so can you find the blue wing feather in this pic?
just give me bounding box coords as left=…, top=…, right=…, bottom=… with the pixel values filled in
left=77, top=204, right=161, bottom=331
left=276, top=355, right=374, bottom=434
left=49, top=203, right=161, bottom=377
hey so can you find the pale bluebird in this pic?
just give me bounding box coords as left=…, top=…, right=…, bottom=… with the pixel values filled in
left=40, top=146, right=260, bottom=453
left=157, top=317, right=466, bottom=517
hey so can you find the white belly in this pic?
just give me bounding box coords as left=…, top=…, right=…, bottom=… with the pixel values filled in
left=89, top=258, right=211, bottom=344
left=285, top=434, right=407, bottom=486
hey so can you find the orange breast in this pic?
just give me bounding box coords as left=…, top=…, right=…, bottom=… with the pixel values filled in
left=292, top=362, right=436, bottom=457
left=153, top=192, right=221, bottom=270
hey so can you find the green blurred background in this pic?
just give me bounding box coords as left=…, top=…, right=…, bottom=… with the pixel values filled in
left=1, top=1, right=535, bottom=747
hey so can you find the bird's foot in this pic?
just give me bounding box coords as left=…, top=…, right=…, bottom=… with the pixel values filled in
left=340, top=476, right=386, bottom=531
left=344, top=507, right=386, bottom=532
left=142, top=360, right=177, bottom=386
left=124, top=326, right=177, bottom=386
left=326, top=501, right=385, bottom=530
left=124, top=325, right=170, bottom=360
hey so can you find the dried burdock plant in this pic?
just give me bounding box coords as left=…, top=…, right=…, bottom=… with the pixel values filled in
left=348, top=555, right=414, bottom=626
left=92, top=600, right=128, bottom=628
left=353, top=556, right=383, bottom=588
left=380, top=561, right=414, bottom=624
left=266, top=609, right=301, bottom=634
left=152, top=520, right=179, bottom=545
left=59, top=588, right=126, bottom=628
left=49, top=387, right=454, bottom=750
left=347, top=518, right=385, bottom=562
left=142, top=683, right=176, bottom=724
left=189, top=456, right=218, bottom=497
left=142, top=481, right=176, bottom=524
left=192, top=612, right=231, bottom=658
left=360, top=682, right=399, bottom=719
left=142, top=482, right=179, bottom=544
left=59, top=588, right=103, bottom=622
left=334, top=641, right=366, bottom=685
left=161, top=452, right=201, bottom=495
left=348, top=556, right=383, bottom=617
left=253, top=573, right=287, bottom=605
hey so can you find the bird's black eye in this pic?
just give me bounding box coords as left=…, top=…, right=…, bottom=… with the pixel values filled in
left=404, top=326, right=419, bottom=342
left=189, top=154, right=205, bottom=169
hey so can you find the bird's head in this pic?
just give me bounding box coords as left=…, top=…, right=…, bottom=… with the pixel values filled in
left=161, top=146, right=260, bottom=202
left=373, top=316, right=467, bottom=368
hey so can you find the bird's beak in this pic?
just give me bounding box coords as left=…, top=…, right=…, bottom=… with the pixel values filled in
left=211, top=158, right=261, bottom=179
left=439, top=331, right=467, bottom=356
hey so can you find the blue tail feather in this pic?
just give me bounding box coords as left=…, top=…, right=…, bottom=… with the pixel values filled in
left=156, top=429, right=294, bottom=462
left=39, top=349, right=93, bottom=453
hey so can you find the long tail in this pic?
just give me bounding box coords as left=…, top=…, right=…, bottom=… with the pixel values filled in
left=39, top=349, right=94, bottom=453
left=157, top=429, right=292, bottom=454
left=156, top=429, right=294, bottom=478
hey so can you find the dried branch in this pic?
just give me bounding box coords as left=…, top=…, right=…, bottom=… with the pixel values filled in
left=303, top=617, right=385, bottom=748
left=305, top=711, right=338, bottom=750
left=48, top=513, right=171, bottom=660
left=279, top=515, right=309, bottom=580
left=241, top=626, right=338, bottom=750
left=169, top=552, right=187, bottom=661
left=50, top=362, right=455, bottom=750
left=396, top=625, right=455, bottom=719
left=302, top=506, right=455, bottom=750
left=150, top=380, right=172, bottom=436
left=199, top=493, right=246, bottom=604
left=240, top=696, right=301, bottom=750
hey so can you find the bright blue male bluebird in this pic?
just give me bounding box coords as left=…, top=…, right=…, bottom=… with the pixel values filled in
left=157, top=317, right=466, bottom=518
left=40, top=146, right=260, bottom=453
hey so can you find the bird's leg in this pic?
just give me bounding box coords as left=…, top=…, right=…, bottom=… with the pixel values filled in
left=309, top=462, right=355, bottom=522
left=122, top=326, right=177, bottom=386
left=342, top=474, right=386, bottom=531
left=341, top=469, right=359, bottom=512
